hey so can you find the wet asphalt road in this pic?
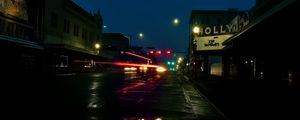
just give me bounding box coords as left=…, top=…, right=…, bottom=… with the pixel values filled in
left=33, top=71, right=226, bottom=120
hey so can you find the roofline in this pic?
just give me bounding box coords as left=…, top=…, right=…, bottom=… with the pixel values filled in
left=223, top=0, right=296, bottom=45
left=103, top=32, right=125, bottom=34
left=67, top=0, right=96, bottom=21
left=191, top=9, right=241, bottom=14
left=189, top=9, right=243, bottom=24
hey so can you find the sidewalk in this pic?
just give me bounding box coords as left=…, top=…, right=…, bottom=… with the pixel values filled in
left=177, top=72, right=228, bottom=120
left=181, top=71, right=300, bottom=120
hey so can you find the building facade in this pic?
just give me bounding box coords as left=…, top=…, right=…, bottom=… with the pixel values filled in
left=222, top=0, right=298, bottom=89
left=101, top=33, right=129, bottom=60
left=1, top=0, right=114, bottom=73
left=0, top=0, right=44, bottom=75
left=188, top=10, right=243, bottom=78
left=42, top=0, right=103, bottom=72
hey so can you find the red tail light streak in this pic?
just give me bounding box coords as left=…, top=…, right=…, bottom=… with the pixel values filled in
left=74, top=60, right=167, bottom=73
left=75, top=60, right=158, bottom=68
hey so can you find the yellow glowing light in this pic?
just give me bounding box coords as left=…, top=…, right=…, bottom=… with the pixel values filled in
left=124, top=67, right=137, bottom=71
left=156, top=118, right=163, bottom=120
left=124, top=67, right=131, bottom=71
left=140, top=66, right=148, bottom=70
left=139, top=33, right=144, bottom=38
left=130, top=67, right=137, bottom=71
left=178, top=57, right=183, bottom=61
left=95, top=43, right=100, bottom=49
left=156, top=67, right=167, bottom=73
left=193, top=26, right=200, bottom=34
left=155, top=75, right=161, bottom=79
left=173, top=18, right=179, bottom=24
left=178, top=57, right=183, bottom=63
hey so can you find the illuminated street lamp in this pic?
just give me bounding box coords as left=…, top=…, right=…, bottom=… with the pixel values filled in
left=139, top=33, right=144, bottom=38
left=95, top=43, right=100, bottom=54
left=178, top=57, right=183, bottom=63
left=95, top=43, right=101, bottom=49
left=193, top=26, right=200, bottom=34
left=173, top=18, right=179, bottom=25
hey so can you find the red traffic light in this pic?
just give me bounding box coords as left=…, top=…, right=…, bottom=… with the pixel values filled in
left=157, top=50, right=162, bottom=54
left=149, top=50, right=154, bottom=54
left=165, top=49, right=171, bottom=55
left=166, top=50, right=171, bottom=55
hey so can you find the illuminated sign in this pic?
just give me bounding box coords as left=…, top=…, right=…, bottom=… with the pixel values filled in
left=196, top=34, right=233, bottom=51
left=197, top=13, right=249, bottom=36
left=0, top=0, right=28, bottom=21
left=198, top=25, right=237, bottom=36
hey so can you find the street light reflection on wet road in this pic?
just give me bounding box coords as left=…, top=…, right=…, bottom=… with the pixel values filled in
left=48, top=71, right=225, bottom=120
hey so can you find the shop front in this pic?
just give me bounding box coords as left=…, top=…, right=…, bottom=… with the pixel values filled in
left=223, top=0, right=298, bottom=89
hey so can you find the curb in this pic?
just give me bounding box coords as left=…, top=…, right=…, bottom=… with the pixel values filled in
left=182, top=74, right=230, bottom=120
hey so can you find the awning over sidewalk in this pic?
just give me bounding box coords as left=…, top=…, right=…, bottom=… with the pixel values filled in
left=0, top=35, right=44, bottom=50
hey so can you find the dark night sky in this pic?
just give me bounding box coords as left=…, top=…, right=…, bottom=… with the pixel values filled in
left=73, top=0, right=255, bottom=54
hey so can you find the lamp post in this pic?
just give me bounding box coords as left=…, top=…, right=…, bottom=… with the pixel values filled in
left=95, top=43, right=100, bottom=54
left=190, top=25, right=202, bottom=78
